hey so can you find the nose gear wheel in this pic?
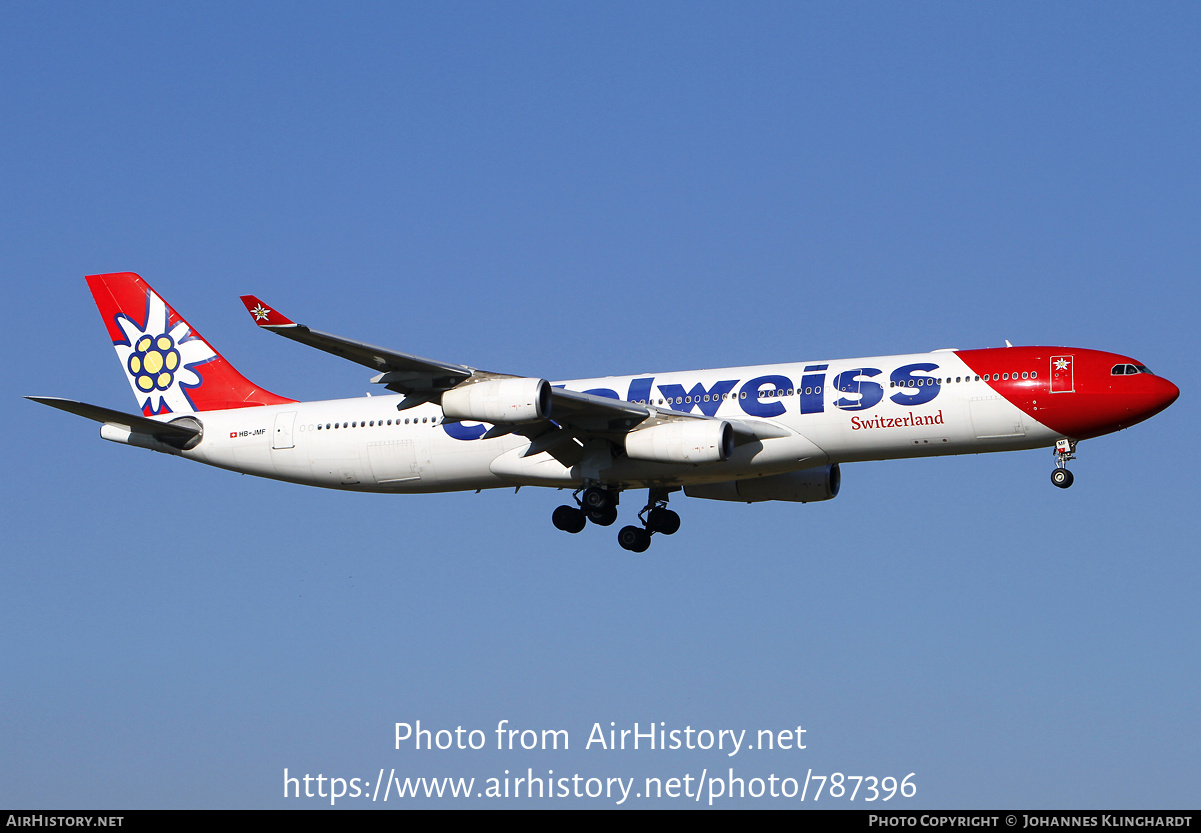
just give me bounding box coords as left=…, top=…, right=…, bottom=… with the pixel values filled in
left=1051, top=439, right=1077, bottom=489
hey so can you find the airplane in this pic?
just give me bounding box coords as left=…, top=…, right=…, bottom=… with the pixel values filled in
left=29, top=272, right=1179, bottom=552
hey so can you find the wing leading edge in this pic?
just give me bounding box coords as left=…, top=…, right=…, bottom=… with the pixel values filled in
left=237, top=295, right=787, bottom=444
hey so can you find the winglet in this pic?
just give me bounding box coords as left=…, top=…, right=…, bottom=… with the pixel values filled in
left=239, top=295, right=297, bottom=328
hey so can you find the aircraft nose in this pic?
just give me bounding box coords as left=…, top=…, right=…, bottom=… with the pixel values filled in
left=1155, top=375, right=1180, bottom=410
left=1136, top=374, right=1179, bottom=421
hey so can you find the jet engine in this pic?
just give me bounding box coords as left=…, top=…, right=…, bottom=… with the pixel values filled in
left=624, top=420, right=734, bottom=464
left=685, top=463, right=841, bottom=503
left=441, top=377, right=552, bottom=424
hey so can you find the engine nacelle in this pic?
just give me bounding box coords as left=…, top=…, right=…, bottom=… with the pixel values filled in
left=625, top=420, right=734, bottom=465
left=685, top=463, right=841, bottom=503
left=441, top=378, right=552, bottom=424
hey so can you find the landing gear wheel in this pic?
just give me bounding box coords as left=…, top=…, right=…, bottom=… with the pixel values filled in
left=552, top=505, right=587, bottom=533
left=1051, top=468, right=1074, bottom=489
left=1051, top=439, right=1077, bottom=489
left=581, top=487, right=614, bottom=512
left=618, top=525, right=651, bottom=553
left=647, top=507, right=681, bottom=535
left=587, top=505, right=619, bottom=526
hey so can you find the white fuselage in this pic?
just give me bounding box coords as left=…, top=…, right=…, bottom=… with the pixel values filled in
left=158, top=351, right=1054, bottom=493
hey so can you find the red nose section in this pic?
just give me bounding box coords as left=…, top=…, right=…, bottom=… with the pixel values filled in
left=1065, top=363, right=1179, bottom=438
left=1141, top=375, right=1181, bottom=420
left=1039, top=355, right=1179, bottom=439
left=957, top=347, right=1178, bottom=440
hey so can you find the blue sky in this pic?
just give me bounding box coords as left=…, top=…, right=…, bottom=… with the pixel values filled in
left=2, top=2, right=1198, bottom=808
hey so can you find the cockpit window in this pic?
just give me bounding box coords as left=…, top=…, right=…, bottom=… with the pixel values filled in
left=1112, top=363, right=1154, bottom=376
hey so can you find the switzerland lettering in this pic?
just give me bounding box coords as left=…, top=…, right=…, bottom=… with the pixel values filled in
left=850, top=410, right=944, bottom=430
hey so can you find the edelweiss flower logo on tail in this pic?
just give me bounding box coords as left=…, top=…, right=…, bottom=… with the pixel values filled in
left=114, top=290, right=216, bottom=414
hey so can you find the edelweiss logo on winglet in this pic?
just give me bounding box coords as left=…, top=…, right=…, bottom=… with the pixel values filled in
left=251, top=304, right=271, bottom=321
left=114, top=290, right=217, bottom=414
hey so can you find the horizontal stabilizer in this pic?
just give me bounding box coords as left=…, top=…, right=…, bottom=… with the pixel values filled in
left=26, top=396, right=201, bottom=443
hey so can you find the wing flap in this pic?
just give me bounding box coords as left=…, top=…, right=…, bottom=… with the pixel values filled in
left=547, top=388, right=788, bottom=444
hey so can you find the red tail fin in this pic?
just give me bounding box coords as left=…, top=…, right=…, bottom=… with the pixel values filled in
left=86, top=272, right=294, bottom=415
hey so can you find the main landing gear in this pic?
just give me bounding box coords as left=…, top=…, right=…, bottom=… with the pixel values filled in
left=552, top=486, right=618, bottom=534
left=617, top=489, right=681, bottom=553
left=551, top=486, right=681, bottom=552
left=1051, top=439, right=1076, bottom=489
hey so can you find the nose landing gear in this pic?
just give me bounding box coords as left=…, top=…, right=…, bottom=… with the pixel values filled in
left=1051, top=439, right=1076, bottom=489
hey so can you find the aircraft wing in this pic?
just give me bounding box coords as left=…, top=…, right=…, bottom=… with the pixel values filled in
left=547, top=386, right=788, bottom=442
left=27, top=396, right=202, bottom=444
left=238, top=295, right=788, bottom=443
left=239, top=295, right=474, bottom=393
